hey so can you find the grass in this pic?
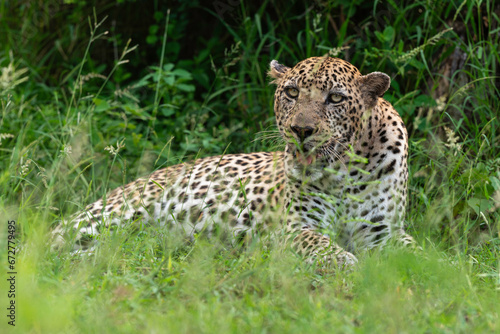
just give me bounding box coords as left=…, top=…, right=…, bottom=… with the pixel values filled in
left=0, top=0, right=499, bottom=332
left=4, top=229, right=500, bottom=332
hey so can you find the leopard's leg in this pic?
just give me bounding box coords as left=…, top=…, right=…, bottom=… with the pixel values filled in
left=280, top=189, right=357, bottom=271
left=392, top=228, right=423, bottom=251
left=53, top=170, right=176, bottom=251
left=348, top=222, right=418, bottom=252
left=52, top=192, right=149, bottom=250
left=52, top=206, right=139, bottom=251
left=290, top=228, right=358, bottom=270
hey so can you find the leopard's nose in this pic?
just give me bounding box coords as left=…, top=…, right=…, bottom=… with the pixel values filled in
left=290, top=125, right=317, bottom=142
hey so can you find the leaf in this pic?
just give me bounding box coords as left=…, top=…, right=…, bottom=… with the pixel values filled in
left=131, top=132, right=143, bottom=146
left=146, top=35, right=157, bottom=44
left=124, top=105, right=149, bottom=119
left=163, top=63, right=175, bottom=72
left=149, top=24, right=159, bottom=34
left=160, top=108, right=176, bottom=117
left=490, top=176, right=500, bottom=190
left=375, top=26, right=395, bottom=47
left=172, top=68, right=192, bottom=79
left=383, top=26, right=395, bottom=45
left=164, top=75, right=175, bottom=86
left=176, top=83, right=195, bottom=92
left=467, top=198, right=493, bottom=215
left=93, top=98, right=110, bottom=112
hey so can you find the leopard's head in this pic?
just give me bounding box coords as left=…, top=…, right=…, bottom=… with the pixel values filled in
left=269, top=56, right=390, bottom=175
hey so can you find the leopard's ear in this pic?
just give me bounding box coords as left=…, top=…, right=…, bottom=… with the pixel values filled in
left=358, top=72, right=390, bottom=108
left=268, top=60, right=290, bottom=84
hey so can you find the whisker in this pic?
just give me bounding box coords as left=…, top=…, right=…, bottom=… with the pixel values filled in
left=253, top=128, right=286, bottom=151
left=323, top=145, right=347, bottom=170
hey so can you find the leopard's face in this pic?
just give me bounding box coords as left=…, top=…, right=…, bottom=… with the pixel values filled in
left=269, top=57, right=390, bottom=175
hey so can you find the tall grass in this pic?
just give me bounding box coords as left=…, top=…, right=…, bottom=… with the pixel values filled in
left=0, top=0, right=499, bottom=332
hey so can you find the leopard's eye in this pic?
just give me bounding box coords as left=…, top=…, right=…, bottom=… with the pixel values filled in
left=285, top=87, right=299, bottom=98
left=328, top=93, right=344, bottom=104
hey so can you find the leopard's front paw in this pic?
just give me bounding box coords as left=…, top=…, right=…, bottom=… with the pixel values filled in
left=314, top=249, right=358, bottom=273
left=335, top=250, right=358, bottom=270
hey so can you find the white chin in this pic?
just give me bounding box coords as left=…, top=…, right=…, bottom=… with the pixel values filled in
left=290, top=164, right=324, bottom=182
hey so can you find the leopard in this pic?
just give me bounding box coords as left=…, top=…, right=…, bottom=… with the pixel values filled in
left=53, top=56, right=415, bottom=270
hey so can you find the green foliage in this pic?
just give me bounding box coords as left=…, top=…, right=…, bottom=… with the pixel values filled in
left=0, top=0, right=499, bottom=332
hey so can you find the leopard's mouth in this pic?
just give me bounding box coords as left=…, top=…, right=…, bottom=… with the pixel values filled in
left=287, top=135, right=347, bottom=167
left=294, top=150, right=322, bottom=166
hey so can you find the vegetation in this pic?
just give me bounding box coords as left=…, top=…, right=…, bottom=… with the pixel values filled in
left=0, top=0, right=499, bottom=332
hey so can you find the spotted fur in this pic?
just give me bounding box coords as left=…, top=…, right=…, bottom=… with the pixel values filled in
left=53, top=57, right=415, bottom=270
